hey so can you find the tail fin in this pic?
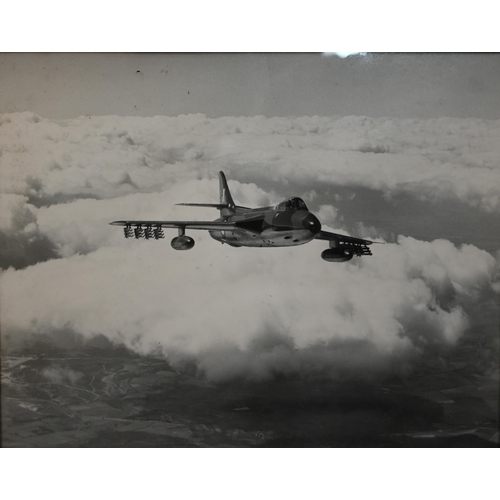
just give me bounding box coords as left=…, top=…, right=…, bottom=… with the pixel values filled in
left=219, top=171, right=235, bottom=208
left=219, top=171, right=235, bottom=215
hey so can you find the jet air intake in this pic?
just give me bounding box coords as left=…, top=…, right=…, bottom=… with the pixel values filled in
left=301, top=213, right=321, bottom=234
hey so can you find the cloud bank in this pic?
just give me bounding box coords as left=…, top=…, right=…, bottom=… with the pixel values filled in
left=1, top=112, right=499, bottom=382
left=2, top=112, right=500, bottom=212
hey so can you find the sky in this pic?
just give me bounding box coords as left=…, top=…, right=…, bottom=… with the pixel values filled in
left=1, top=112, right=499, bottom=383
left=2, top=53, right=500, bottom=119
left=1, top=51, right=499, bottom=385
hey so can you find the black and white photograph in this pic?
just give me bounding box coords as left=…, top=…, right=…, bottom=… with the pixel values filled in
left=1, top=52, right=498, bottom=453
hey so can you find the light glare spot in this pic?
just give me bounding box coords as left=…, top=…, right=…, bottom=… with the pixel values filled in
left=322, top=52, right=366, bottom=58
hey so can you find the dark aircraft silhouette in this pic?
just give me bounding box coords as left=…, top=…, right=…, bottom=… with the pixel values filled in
left=110, top=171, right=377, bottom=262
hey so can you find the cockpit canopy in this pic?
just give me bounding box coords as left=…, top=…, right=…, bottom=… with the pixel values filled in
left=275, top=197, right=309, bottom=212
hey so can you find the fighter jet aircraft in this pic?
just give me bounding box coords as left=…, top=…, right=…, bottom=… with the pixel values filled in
left=110, top=171, right=376, bottom=262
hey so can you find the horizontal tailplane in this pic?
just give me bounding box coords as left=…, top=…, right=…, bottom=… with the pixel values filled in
left=176, top=172, right=237, bottom=216
left=176, top=203, right=229, bottom=209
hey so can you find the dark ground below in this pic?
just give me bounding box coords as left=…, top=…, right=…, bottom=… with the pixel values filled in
left=2, top=328, right=499, bottom=448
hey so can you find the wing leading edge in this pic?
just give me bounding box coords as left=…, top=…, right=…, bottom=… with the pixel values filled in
left=109, top=220, right=235, bottom=231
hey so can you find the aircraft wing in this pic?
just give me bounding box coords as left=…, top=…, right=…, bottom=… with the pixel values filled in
left=109, top=220, right=236, bottom=231
left=315, top=230, right=376, bottom=256
left=315, top=230, right=374, bottom=246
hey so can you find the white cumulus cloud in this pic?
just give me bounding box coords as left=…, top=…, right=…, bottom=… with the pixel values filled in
left=1, top=112, right=498, bottom=382
left=1, top=112, right=500, bottom=212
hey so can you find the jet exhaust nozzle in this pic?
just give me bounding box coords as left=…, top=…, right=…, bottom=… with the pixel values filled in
left=171, top=236, right=195, bottom=250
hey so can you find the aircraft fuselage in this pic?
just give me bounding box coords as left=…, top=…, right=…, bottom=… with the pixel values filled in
left=209, top=207, right=322, bottom=247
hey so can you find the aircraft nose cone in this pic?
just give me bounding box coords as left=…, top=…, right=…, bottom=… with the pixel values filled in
left=302, top=213, right=321, bottom=234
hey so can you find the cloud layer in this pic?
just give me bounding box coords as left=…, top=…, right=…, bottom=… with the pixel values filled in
left=2, top=112, right=500, bottom=212
left=1, top=112, right=499, bottom=382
